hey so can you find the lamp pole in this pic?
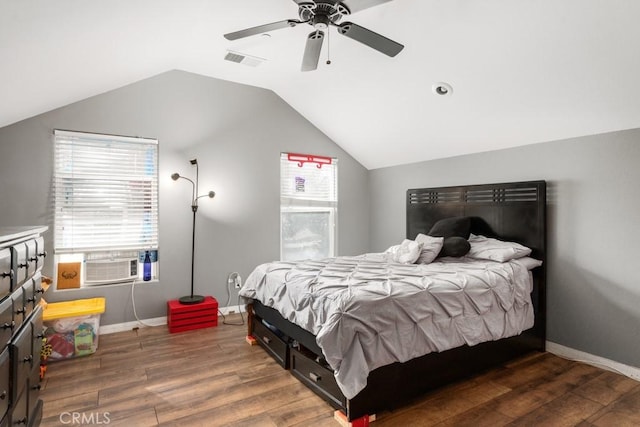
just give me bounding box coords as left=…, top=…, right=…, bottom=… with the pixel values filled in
left=171, top=159, right=215, bottom=305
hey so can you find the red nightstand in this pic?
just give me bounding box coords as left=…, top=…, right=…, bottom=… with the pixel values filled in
left=167, top=296, right=218, bottom=333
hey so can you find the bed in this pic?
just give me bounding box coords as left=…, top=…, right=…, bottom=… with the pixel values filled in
left=240, top=180, right=546, bottom=421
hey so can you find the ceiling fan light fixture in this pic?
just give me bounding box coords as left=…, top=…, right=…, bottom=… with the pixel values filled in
left=312, top=13, right=330, bottom=30
left=223, top=0, right=404, bottom=71
left=432, top=82, right=453, bottom=96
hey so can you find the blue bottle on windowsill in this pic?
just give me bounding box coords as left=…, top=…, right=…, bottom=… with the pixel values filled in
left=143, top=251, right=152, bottom=281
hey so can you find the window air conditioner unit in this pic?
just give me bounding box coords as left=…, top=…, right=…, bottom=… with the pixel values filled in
left=84, top=258, right=138, bottom=285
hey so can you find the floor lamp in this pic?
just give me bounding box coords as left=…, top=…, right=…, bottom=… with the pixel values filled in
left=171, top=158, right=215, bottom=305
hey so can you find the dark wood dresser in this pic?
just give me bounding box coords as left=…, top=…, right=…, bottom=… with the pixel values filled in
left=1, top=227, right=47, bottom=427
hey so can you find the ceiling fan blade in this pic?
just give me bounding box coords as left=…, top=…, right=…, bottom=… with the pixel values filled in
left=339, top=0, right=393, bottom=14
left=224, top=20, right=300, bottom=41
left=337, top=22, right=404, bottom=57
left=301, top=30, right=325, bottom=72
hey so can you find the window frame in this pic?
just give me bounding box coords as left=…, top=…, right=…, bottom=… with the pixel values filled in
left=52, top=129, right=159, bottom=285
left=280, top=152, right=338, bottom=261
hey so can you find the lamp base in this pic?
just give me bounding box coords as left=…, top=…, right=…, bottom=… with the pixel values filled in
left=178, top=294, right=205, bottom=305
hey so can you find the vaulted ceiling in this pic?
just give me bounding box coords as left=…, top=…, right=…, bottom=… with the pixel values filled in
left=2, top=0, right=640, bottom=169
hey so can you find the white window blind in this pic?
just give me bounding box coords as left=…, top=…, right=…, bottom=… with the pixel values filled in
left=280, top=153, right=337, bottom=261
left=280, top=153, right=337, bottom=205
left=53, top=130, right=159, bottom=254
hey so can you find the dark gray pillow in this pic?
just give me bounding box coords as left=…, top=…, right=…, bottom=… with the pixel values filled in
left=428, top=216, right=471, bottom=239
left=440, top=237, right=471, bottom=257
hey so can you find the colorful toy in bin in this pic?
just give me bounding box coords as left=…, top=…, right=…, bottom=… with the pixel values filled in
left=42, top=297, right=106, bottom=361
left=40, top=337, right=52, bottom=379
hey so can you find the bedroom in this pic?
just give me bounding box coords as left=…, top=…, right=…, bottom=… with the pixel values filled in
left=0, top=1, right=639, bottom=426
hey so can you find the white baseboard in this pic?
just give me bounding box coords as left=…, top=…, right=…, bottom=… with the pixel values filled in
left=546, top=341, right=640, bottom=381
left=99, top=304, right=246, bottom=335
left=100, top=316, right=167, bottom=334
left=218, top=304, right=247, bottom=316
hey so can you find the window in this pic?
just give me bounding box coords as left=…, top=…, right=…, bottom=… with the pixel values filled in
left=280, top=153, right=337, bottom=261
left=53, top=130, right=159, bottom=285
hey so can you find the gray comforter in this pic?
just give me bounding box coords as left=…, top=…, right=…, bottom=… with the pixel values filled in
left=240, top=253, right=535, bottom=399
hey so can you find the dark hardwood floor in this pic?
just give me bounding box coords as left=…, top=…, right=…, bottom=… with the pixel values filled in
left=39, top=315, right=640, bottom=426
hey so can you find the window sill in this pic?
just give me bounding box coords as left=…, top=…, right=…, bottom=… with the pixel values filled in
left=55, top=278, right=159, bottom=290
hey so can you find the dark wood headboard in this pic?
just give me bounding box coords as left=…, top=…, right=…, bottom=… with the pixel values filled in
left=406, top=180, right=547, bottom=347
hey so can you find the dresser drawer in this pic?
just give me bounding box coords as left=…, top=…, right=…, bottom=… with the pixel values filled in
left=10, top=244, right=29, bottom=290
left=30, top=273, right=44, bottom=309
left=10, top=323, right=33, bottom=402
left=34, top=237, right=46, bottom=273
left=21, top=281, right=34, bottom=321
left=30, top=307, right=43, bottom=366
left=252, top=319, right=290, bottom=368
left=10, top=388, right=27, bottom=427
left=0, top=249, right=11, bottom=300
left=290, top=347, right=345, bottom=409
left=0, top=348, right=10, bottom=422
left=24, top=240, right=37, bottom=282
left=10, top=288, right=25, bottom=333
left=0, top=298, right=14, bottom=348
left=28, top=364, right=42, bottom=423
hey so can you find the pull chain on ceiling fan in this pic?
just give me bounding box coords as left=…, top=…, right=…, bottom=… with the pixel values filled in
left=224, top=0, right=404, bottom=72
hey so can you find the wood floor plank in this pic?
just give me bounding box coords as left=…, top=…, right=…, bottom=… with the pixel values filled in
left=540, top=391, right=605, bottom=423
left=41, top=354, right=102, bottom=381
left=43, top=365, right=148, bottom=398
left=38, top=316, right=640, bottom=427
left=573, top=370, right=640, bottom=406
left=433, top=403, right=514, bottom=427
left=587, top=386, right=640, bottom=426
left=154, top=370, right=298, bottom=424
left=40, top=391, right=99, bottom=421
left=266, top=395, right=337, bottom=426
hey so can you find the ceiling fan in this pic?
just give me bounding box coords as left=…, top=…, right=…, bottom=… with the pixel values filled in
left=224, top=0, right=404, bottom=71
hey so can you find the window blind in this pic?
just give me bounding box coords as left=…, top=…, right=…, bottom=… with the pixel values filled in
left=53, top=130, right=159, bottom=254
left=280, top=153, right=338, bottom=205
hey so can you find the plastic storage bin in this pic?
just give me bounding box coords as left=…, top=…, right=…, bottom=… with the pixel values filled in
left=42, top=297, right=106, bottom=361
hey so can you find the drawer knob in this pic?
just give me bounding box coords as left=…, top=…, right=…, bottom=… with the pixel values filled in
left=15, top=417, right=27, bottom=425
left=29, top=256, right=38, bottom=263
left=36, top=288, right=45, bottom=294
left=38, top=251, right=48, bottom=258
left=18, top=262, right=29, bottom=269
left=1, top=321, right=14, bottom=330
left=309, top=372, right=321, bottom=382
left=27, top=296, right=36, bottom=303
left=16, top=307, right=26, bottom=315
left=23, top=355, right=33, bottom=364
left=31, top=384, right=41, bottom=391
left=263, top=336, right=271, bottom=345
left=0, top=390, right=6, bottom=400
left=1, top=269, right=13, bottom=279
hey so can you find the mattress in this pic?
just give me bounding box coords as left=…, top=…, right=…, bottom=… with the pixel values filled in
left=240, top=253, right=536, bottom=399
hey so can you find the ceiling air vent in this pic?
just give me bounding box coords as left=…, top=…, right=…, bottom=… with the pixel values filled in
left=224, top=50, right=265, bottom=67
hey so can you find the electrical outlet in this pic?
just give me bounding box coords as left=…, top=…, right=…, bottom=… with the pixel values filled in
left=234, top=280, right=241, bottom=289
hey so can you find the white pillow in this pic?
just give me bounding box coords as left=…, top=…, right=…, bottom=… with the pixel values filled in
left=414, top=234, right=444, bottom=264
left=385, top=239, right=424, bottom=264
left=513, top=256, right=543, bottom=270
left=467, top=234, right=532, bottom=262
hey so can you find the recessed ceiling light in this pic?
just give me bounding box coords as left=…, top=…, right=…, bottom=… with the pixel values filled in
left=432, top=82, right=453, bottom=96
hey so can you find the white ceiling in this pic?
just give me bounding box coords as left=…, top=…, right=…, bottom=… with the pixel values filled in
left=2, top=0, right=640, bottom=169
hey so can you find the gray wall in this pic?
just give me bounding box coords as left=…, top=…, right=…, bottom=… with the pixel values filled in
left=0, top=70, right=370, bottom=325
left=369, top=130, right=640, bottom=370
